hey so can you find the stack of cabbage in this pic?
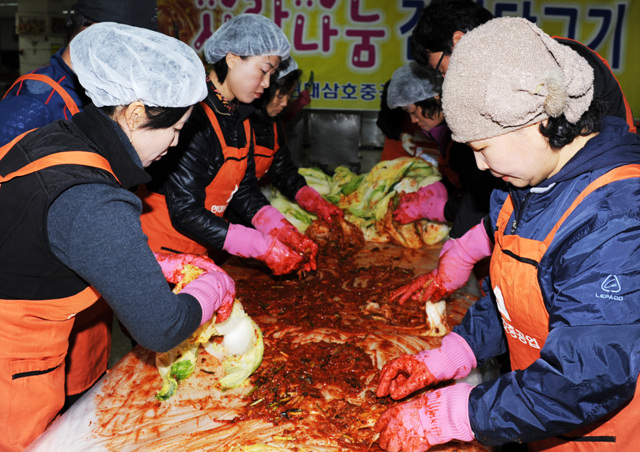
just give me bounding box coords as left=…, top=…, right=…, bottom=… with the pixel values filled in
left=155, top=265, right=264, bottom=401
left=269, top=157, right=450, bottom=248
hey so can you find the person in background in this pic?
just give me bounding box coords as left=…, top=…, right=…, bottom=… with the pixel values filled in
left=280, top=68, right=312, bottom=124
left=0, top=0, right=159, bottom=413
left=140, top=14, right=317, bottom=276
left=386, top=61, right=485, bottom=235
left=385, top=62, right=445, bottom=165
left=386, top=60, right=502, bottom=295
left=0, top=22, right=235, bottom=451
left=375, top=17, right=640, bottom=452
left=0, top=0, right=159, bottom=146
left=393, top=0, right=637, bottom=305
left=376, top=79, right=417, bottom=162
left=247, top=56, right=344, bottom=224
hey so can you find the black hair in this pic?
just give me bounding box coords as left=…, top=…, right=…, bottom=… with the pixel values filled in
left=211, top=55, right=251, bottom=84
left=65, top=10, right=94, bottom=45
left=100, top=105, right=191, bottom=130
left=539, top=97, right=607, bottom=150
left=415, top=96, right=443, bottom=119
left=256, top=68, right=303, bottom=114
left=410, top=0, right=494, bottom=66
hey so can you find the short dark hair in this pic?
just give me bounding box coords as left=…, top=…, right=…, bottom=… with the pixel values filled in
left=100, top=105, right=191, bottom=130
left=254, top=69, right=302, bottom=114
left=65, top=10, right=92, bottom=45
left=415, top=96, right=442, bottom=120
left=411, top=0, right=493, bottom=65
left=539, top=97, right=607, bottom=150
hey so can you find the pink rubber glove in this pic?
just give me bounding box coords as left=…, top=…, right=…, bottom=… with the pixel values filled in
left=252, top=205, right=318, bottom=272
left=393, top=181, right=448, bottom=224
left=390, top=220, right=493, bottom=304
left=377, top=333, right=476, bottom=400
left=375, top=383, right=475, bottom=452
left=153, top=252, right=235, bottom=324
left=295, top=185, right=344, bottom=223
left=223, top=223, right=303, bottom=275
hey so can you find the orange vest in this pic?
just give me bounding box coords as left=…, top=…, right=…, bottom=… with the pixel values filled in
left=2, top=78, right=110, bottom=401
left=490, top=165, right=640, bottom=451
left=3, top=73, right=80, bottom=118
left=254, top=121, right=279, bottom=179
left=0, top=142, right=116, bottom=451
left=139, top=101, right=252, bottom=255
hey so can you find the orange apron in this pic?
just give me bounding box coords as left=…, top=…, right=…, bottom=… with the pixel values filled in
left=254, top=122, right=279, bottom=179
left=490, top=165, right=640, bottom=451
left=3, top=73, right=80, bottom=118
left=1, top=85, right=109, bottom=399
left=0, top=147, right=117, bottom=451
left=139, top=101, right=251, bottom=255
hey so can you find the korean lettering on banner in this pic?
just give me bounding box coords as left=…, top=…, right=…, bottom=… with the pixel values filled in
left=157, top=0, right=638, bottom=114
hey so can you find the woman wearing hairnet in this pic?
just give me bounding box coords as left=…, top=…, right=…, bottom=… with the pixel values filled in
left=140, top=14, right=317, bottom=275
left=0, top=23, right=235, bottom=451
left=373, top=17, right=640, bottom=452
left=246, top=56, right=344, bottom=224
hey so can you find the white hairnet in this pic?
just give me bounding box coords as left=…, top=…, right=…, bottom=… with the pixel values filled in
left=204, top=14, right=290, bottom=64
left=387, top=62, right=441, bottom=109
left=278, top=56, right=298, bottom=79
left=70, top=22, right=207, bottom=108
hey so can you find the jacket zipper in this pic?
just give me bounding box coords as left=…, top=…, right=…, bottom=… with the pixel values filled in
left=510, top=189, right=532, bottom=234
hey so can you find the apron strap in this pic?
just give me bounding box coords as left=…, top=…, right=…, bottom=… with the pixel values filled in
left=542, top=164, right=640, bottom=246
left=1, top=150, right=120, bottom=185
left=3, top=73, right=81, bottom=116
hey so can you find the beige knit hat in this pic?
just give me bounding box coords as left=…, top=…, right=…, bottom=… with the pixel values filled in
left=442, top=17, right=594, bottom=143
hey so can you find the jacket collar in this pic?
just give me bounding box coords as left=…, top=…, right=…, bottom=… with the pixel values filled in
left=72, top=104, right=151, bottom=189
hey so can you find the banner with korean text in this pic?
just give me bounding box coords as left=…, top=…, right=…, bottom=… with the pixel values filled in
left=157, top=0, right=639, bottom=117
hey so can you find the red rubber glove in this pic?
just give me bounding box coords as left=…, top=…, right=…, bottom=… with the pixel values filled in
left=295, top=185, right=344, bottom=223
left=377, top=333, right=476, bottom=400
left=153, top=252, right=235, bottom=324
left=252, top=205, right=318, bottom=272
left=393, top=181, right=448, bottom=224
left=390, top=221, right=493, bottom=304
left=375, top=383, right=475, bottom=452
left=223, top=223, right=303, bottom=276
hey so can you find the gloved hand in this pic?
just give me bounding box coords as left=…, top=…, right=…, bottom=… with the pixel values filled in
left=223, top=223, right=303, bottom=275
left=252, top=205, right=318, bottom=272
left=297, top=89, right=311, bottom=107
left=375, top=383, right=475, bottom=452
left=153, top=252, right=235, bottom=324
left=377, top=333, right=476, bottom=400
left=401, top=133, right=418, bottom=156
left=393, top=181, right=448, bottom=224
left=390, top=221, right=493, bottom=304
left=295, top=185, right=344, bottom=223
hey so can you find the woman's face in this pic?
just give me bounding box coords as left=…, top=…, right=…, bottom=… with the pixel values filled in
left=403, top=103, right=444, bottom=132
left=468, top=123, right=561, bottom=187
left=131, top=107, right=194, bottom=167
left=226, top=54, right=281, bottom=104
left=266, top=86, right=294, bottom=117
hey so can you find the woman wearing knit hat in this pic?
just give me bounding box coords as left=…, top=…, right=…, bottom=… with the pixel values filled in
left=139, top=14, right=318, bottom=276
left=0, top=23, right=235, bottom=450
left=394, top=0, right=637, bottom=309
left=374, top=17, right=640, bottom=452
